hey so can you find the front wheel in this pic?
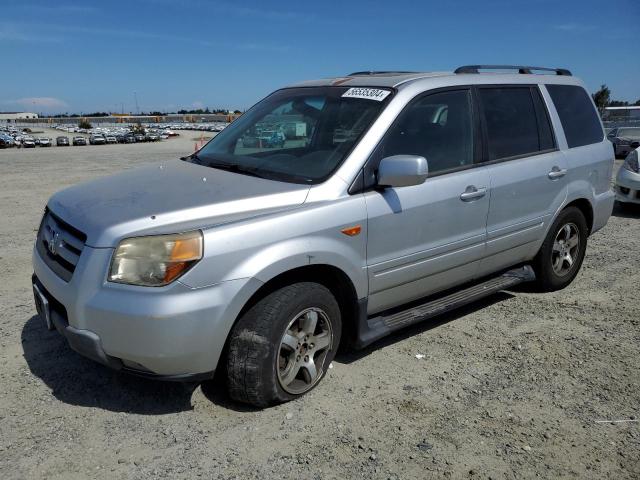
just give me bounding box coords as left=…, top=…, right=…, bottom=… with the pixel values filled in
left=226, top=282, right=341, bottom=407
left=532, top=207, right=588, bottom=292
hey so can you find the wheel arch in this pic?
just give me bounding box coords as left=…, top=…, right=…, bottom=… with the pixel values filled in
left=563, top=198, right=594, bottom=234
left=233, top=264, right=361, bottom=350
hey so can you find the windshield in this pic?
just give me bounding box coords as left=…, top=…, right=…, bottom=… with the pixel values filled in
left=619, top=128, right=640, bottom=137
left=189, top=86, right=392, bottom=184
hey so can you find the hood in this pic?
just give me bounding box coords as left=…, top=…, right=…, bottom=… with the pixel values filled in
left=48, top=160, right=310, bottom=247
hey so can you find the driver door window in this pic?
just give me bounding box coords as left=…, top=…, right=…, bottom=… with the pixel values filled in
left=379, top=89, right=474, bottom=175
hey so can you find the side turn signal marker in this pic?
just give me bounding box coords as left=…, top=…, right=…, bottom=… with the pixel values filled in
left=341, top=225, right=362, bottom=236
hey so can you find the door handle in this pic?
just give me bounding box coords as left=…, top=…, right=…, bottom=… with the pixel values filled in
left=460, top=186, right=487, bottom=201
left=548, top=167, right=567, bottom=179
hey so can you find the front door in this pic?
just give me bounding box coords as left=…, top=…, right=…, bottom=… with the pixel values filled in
left=363, top=88, right=490, bottom=314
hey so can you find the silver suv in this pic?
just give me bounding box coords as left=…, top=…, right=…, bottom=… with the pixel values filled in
left=32, top=65, right=614, bottom=406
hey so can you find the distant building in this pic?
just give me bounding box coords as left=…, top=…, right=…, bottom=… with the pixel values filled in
left=0, top=112, right=39, bottom=122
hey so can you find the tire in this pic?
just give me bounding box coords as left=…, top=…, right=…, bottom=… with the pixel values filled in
left=532, top=207, right=588, bottom=292
left=226, top=282, right=341, bottom=407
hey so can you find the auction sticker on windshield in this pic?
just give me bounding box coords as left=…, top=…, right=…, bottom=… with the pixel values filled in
left=342, top=88, right=391, bottom=101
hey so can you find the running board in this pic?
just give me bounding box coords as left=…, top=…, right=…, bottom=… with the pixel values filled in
left=354, top=265, right=535, bottom=348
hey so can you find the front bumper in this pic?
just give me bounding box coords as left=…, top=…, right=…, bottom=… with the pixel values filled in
left=34, top=275, right=215, bottom=381
left=615, top=167, right=640, bottom=204
left=32, top=244, right=261, bottom=379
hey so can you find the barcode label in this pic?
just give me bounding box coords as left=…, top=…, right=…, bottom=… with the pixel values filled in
left=342, top=88, right=391, bottom=101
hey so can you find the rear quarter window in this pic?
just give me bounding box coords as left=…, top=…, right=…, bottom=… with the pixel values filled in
left=546, top=84, right=603, bottom=148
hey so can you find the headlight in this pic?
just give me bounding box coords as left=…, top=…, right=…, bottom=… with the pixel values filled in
left=108, top=231, right=203, bottom=286
left=623, top=151, right=639, bottom=173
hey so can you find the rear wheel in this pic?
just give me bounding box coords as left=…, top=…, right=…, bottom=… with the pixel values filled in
left=226, top=282, right=341, bottom=407
left=532, top=207, right=588, bottom=292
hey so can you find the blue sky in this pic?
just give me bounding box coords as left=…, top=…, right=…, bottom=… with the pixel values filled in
left=0, top=0, right=638, bottom=114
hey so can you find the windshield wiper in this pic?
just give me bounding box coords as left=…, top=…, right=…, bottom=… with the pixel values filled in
left=180, top=152, right=203, bottom=162
left=205, top=161, right=269, bottom=179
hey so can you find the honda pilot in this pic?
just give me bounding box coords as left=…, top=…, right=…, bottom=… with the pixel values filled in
left=32, top=65, right=614, bottom=407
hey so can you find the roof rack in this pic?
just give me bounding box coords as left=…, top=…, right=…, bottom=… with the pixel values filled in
left=454, top=65, right=572, bottom=76
left=347, top=71, right=417, bottom=76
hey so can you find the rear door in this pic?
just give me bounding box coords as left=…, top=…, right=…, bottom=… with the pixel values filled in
left=476, top=85, right=568, bottom=276
left=364, top=88, right=491, bottom=314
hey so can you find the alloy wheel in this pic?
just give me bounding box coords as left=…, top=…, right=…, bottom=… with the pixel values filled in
left=277, top=307, right=333, bottom=395
left=551, top=223, right=580, bottom=276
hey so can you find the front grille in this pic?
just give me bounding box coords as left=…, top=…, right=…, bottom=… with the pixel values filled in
left=36, top=209, right=87, bottom=282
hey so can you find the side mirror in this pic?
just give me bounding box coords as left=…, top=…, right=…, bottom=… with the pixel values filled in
left=377, top=155, right=428, bottom=188
left=631, top=141, right=640, bottom=149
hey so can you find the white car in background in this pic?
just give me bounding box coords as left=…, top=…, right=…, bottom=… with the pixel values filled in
left=615, top=143, right=640, bottom=205
left=607, top=127, right=640, bottom=158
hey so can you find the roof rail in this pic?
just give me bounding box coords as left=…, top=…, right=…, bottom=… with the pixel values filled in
left=347, top=71, right=417, bottom=76
left=454, top=65, right=572, bottom=76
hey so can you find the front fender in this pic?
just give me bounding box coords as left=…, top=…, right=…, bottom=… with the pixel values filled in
left=179, top=195, right=369, bottom=299
left=241, top=237, right=368, bottom=299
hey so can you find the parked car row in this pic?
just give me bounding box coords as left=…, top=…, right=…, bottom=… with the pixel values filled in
left=1, top=135, right=54, bottom=148
left=50, top=122, right=227, bottom=135
left=0, top=126, right=39, bottom=148
left=0, top=126, right=168, bottom=150
left=87, top=132, right=162, bottom=144
left=0, top=125, right=79, bottom=149
left=52, top=123, right=181, bottom=139
left=149, top=122, right=228, bottom=133
left=2, top=121, right=227, bottom=149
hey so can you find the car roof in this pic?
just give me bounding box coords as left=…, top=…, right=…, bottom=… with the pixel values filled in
left=289, top=71, right=450, bottom=88
left=287, top=69, right=583, bottom=90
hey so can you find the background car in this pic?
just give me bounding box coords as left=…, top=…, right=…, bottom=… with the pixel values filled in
left=0, top=134, right=14, bottom=148
left=89, top=134, right=106, bottom=145
left=607, top=127, right=640, bottom=158
left=615, top=143, right=640, bottom=205
left=22, top=136, right=36, bottom=148
left=105, top=136, right=117, bottom=144
left=72, top=136, right=87, bottom=146
left=38, top=138, right=52, bottom=147
left=56, top=136, right=70, bottom=146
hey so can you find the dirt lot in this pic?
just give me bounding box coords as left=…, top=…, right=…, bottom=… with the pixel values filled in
left=0, top=134, right=638, bottom=479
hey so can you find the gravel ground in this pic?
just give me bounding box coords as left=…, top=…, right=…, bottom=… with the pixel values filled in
left=1, top=133, right=639, bottom=479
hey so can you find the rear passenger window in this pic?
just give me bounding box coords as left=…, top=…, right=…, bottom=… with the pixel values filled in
left=479, top=87, right=550, bottom=160
left=379, top=89, right=474, bottom=174
left=546, top=84, right=603, bottom=148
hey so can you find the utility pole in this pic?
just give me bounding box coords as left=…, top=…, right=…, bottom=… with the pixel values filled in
left=134, top=91, right=140, bottom=115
